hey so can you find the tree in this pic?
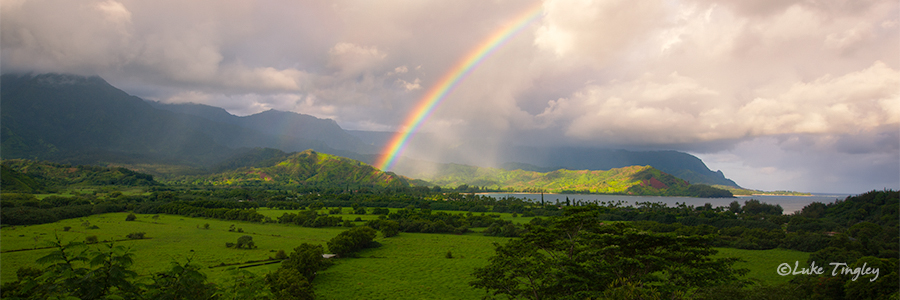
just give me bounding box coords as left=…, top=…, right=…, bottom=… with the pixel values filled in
left=145, top=257, right=218, bottom=300
left=470, top=206, right=747, bottom=299
left=381, top=220, right=400, bottom=238
left=5, top=236, right=141, bottom=299
left=264, top=243, right=330, bottom=300
left=236, top=235, right=255, bottom=249
left=265, top=268, right=315, bottom=300
left=282, top=243, right=331, bottom=281
left=327, top=226, right=377, bottom=257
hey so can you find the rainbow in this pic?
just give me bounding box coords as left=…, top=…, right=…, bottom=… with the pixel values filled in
left=376, top=4, right=544, bottom=171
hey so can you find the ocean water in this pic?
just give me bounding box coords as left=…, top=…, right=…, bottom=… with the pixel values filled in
left=477, top=193, right=851, bottom=214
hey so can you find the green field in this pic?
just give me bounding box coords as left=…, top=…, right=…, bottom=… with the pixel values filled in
left=714, top=247, right=811, bottom=285
left=314, top=233, right=508, bottom=299
left=2, top=210, right=812, bottom=298
left=1, top=212, right=347, bottom=284
left=0, top=210, right=513, bottom=298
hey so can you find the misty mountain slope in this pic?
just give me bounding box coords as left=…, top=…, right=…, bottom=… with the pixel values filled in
left=1, top=73, right=235, bottom=165
left=149, top=102, right=375, bottom=154
left=0, top=73, right=339, bottom=167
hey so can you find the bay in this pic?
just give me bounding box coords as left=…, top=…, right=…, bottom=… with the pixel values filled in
left=477, top=193, right=851, bottom=214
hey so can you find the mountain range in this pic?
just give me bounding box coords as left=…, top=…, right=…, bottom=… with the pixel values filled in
left=0, top=73, right=739, bottom=188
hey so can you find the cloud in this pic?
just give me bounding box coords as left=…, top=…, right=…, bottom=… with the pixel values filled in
left=328, top=42, right=387, bottom=77
left=696, top=132, right=899, bottom=193
left=1, top=0, right=897, bottom=192
left=535, top=0, right=667, bottom=66
left=737, top=61, right=899, bottom=136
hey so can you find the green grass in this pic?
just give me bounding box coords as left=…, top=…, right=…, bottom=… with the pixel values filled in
left=1, top=212, right=347, bottom=284
left=714, top=247, right=811, bottom=285
left=0, top=210, right=510, bottom=299
left=313, top=233, right=508, bottom=299
left=3, top=211, right=805, bottom=299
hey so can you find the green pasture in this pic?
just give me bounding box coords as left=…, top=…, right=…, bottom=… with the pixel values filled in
left=714, top=247, right=811, bottom=285
left=314, top=233, right=509, bottom=299
left=1, top=212, right=347, bottom=284
left=0, top=209, right=512, bottom=298
left=1, top=209, right=812, bottom=298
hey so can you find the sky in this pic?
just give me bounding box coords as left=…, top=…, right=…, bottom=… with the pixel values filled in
left=2, top=0, right=898, bottom=193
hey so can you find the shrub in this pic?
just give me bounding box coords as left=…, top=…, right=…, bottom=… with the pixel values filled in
left=236, top=235, right=255, bottom=249
left=327, top=226, right=377, bottom=257
left=85, top=235, right=98, bottom=244
left=126, top=213, right=137, bottom=221
left=126, top=232, right=146, bottom=239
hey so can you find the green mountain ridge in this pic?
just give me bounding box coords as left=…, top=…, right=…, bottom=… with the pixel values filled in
left=2, top=149, right=731, bottom=197
left=417, top=163, right=732, bottom=197
left=1, top=159, right=157, bottom=192
left=176, top=150, right=409, bottom=188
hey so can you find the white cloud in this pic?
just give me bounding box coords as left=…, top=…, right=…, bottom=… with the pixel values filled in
left=328, top=42, right=388, bottom=77
left=535, top=0, right=667, bottom=66
left=1, top=0, right=897, bottom=192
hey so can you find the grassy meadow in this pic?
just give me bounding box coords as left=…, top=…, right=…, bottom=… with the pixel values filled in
left=714, top=247, right=810, bottom=285
left=2, top=208, right=807, bottom=298
left=0, top=209, right=513, bottom=298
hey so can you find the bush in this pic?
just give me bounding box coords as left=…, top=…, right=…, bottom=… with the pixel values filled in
left=126, top=232, right=146, bottom=239
left=327, top=226, right=377, bottom=257
left=85, top=235, right=98, bottom=244
left=236, top=235, right=255, bottom=249
left=125, top=213, right=137, bottom=221
left=226, top=242, right=235, bottom=248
